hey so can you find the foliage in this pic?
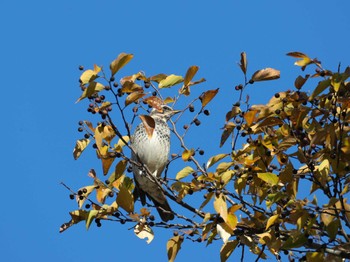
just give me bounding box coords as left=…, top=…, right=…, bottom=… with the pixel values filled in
left=61, top=51, right=350, bottom=261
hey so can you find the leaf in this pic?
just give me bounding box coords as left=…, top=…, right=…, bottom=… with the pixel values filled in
left=76, top=82, right=105, bottom=103
left=306, top=252, right=324, bottom=262
left=294, top=75, right=309, bottom=89
left=309, top=79, right=331, bottom=101
left=244, top=110, right=259, bottom=127
left=226, top=213, right=238, bottom=230
left=73, top=139, right=90, bottom=160
left=220, top=122, right=235, bottom=147
left=114, top=136, right=130, bottom=153
left=214, top=193, right=228, bottom=221
left=167, top=235, right=184, bottom=262
left=101, top=156, right=115, bottom=176
left=110, top=53, right=134, bottom=76
left=158, top=74, right=184, bottom=88
left=139, top=115, right=155, bottom=139
left=121, top=81, right=143, bottom=93
left=116, top=183, right=134, bottom=213
left=125, top=91, right=146, bottom=107
left=176, top=166, right=195, bottom=180
left=200, top=88, right=219, bottom=108
left=266, top=214, right=279, bottom=230
left=220, top=240, right=238, bottom=262
left=216, top=162, right=233, bottom=173
left=60, top=210, right=89, bottom=233
left=286, top=52, right=312, bottom=67
left=150, top=73, right=168, bottom=83
left=251, top=68, right=280, bottom=82
left=184, top=65, right=199, bottom=86
left=216, top=223, right=231, bottom=243
left=182, top=148, right=194, bottom=162
left=85, top=210, right=98, bottom=230
left=143, top=96, right=164, bottom=111
left=80, top=69, right=99, bottom=85
left=134, top=222, right=154, bottom=244
left=257, top=172, right=279, bottom=186
left=239, top=52, right=247, bottom=75
left=199, top=192, right=214, bottom=211
left=326, top=219, right=340, bottom=240
left=206, top=154, right=229, bottom=169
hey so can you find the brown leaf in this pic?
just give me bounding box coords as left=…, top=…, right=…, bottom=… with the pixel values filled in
left=125, top=91, right=146, bottom=107
left=200, top=88, right=219, bottom=108
left=110, top=53, right=134, bottom=76
left=121, top=81, right=143, bottom=93
left=73, top=139, right=90, bottom=160
left=294, top=75, right=309, bottom=89
left=251, top=68, right=280, bottom=82
left=139, top=115, right=155, bottom=139
left=184, top=65, right=199, bottom=86
left=220, top=240, right=239, bottom=262
left=220, top=122, right=235, bottom=147
left=149, top=73, right=168, bottom=83
left=167, top=235, right=184, bottom=262
left=143, top=96, right=164, bottom=111
left=101, top=155, right=115, bottom=175
left=239, top=52, right=247, bottom=75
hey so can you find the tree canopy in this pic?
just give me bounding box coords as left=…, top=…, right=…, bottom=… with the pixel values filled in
left=61, top=52, right=350, bottom=262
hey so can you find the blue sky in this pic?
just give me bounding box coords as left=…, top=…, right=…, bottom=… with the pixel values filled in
left=2, top=0, right=350, bottom=261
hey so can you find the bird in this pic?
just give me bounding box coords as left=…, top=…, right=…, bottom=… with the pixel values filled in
left=131, top=104, right=180, bottom=222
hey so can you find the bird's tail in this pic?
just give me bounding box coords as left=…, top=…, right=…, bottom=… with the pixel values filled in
left=152, top=197, right=174, bottom=222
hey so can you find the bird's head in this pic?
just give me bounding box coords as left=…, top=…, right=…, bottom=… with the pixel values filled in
left=149, top=105, right=181, bottom=121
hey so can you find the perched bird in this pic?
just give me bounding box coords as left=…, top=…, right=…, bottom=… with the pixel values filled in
left=131, top=104, right=180, bottom=221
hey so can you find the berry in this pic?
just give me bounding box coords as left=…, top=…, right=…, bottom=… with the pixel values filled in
left=149, top=215, right=155, bottom=221
left=110, top=76, right=115, bottom=82
left=194, top=119, right=201, bottom=126
left=144, top=82, right=151, bottom=88
left=85, top=204, right=91, bottom=209
left=95, top=97, right=101, bottom=103
left=78, top=121, right=84, bottom=126
left=274, top=93, right=280, bottom=98
left=148, top=221, right=155, bottom=227
left=92, top=143, right=98, bottom=149
left=69, top=194, right=74, bottom=200
left=78, top=127, right=84, bottom=132
left=108, top=191, right=114, bottom=198
left=78, top=65, right=84, bottom=71
left=275, top=109, right=281, bottom=115
left=82, top=188, right=87, bottom=193
left=189, top=105, right=195, bottom=112
left=105, top=85, right=111, bottom=91
left=199, top=150, right=204, bottom=155
left=84, top=133, right=90, bottom=139
left=173, top=231, right=179, bottom=236
left=183, top=125, right=189, bottom=130
left=77, top=190, right=83, bottom=195
left=113, top=82, right=119, bottom=88
left=203, top=109, right=210, bottom=116
left=152, top=91, right=157, bottom=96
left=100, top=95, right=105, bottom=101
left=79, top=195, right=84, bottom=200
left=120, top=219, right=126, bottom=224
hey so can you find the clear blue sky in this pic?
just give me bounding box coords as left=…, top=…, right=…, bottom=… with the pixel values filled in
left=2, top=1, right=350, bottom=261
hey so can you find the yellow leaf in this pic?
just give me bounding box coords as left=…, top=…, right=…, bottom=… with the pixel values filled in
left=134, top=222, right=154, bottom=244
left=73, top=139, right=90, bottom=160
left=214, top=193, right=227, bottom=221
left=206, top=153, right=229, bottom=169
left=251, top=68, right=280, bottom=82
left=182, top=148, right=194, bottom=162
left=158, top=74, right=184, bottom=88
left=257, top=172, right=279, bottom=186
left=101, top=156, right=115, bottom=176
left=244, top=109, right=259, bottom=127
left=265, top=214, right=279, bottom=230
left=79, top=68, right=99, bottom=85
left=176, top=166, right=195, bottom=180
left=200, top=88, right=219, bottom=108
left=220, top=240, right=238, bottom=262
left=110, top=53, right=134, bottom=76
left=116, top=183, right=134, bottom=213
left=221, top=170, right=234, bottom=185
left=85, top=210, right=99, bottom=230
left=167, top=235, right=184, bottom=262
left=216, top=162, right=233, bottom=173
left=125, top=91, right=146, bottom=107
left=216, top=223, right=232, bottom=243
left=76, top=82, right=105, bottom=103
left=114, top=136, right=130, bottom=153
left=226, top=213, right=238, bottom=230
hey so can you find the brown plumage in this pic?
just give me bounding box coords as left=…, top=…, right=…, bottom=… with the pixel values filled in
left=131, top=105, right=180, bottom=221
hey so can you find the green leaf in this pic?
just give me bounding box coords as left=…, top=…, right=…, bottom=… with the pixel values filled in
left=73, top=139, right=90, bottom=160
left=110, top=53, right=134, bottom=76
left=257, top=172, right=279, bottom=186
left=158, top=74, right=184, bottom=88
left=85, top=210, right=99, bottom=230
left=76, top=82, right=105, bottom=103
left=176, top=166, right=195, bottom=180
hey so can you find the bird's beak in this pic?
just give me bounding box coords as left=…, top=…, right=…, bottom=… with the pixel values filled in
left=171, top=110, right=181, bottom=115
